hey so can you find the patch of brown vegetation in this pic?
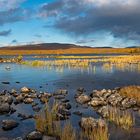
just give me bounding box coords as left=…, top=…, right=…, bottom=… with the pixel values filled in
left=119, top=86, right=140, bottom=102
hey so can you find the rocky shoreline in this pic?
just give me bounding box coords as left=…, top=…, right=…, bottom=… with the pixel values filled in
left=0, top=86, right=140, bottom=140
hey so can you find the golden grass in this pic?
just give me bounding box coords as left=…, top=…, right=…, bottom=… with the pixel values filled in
left=81, top=119, right=109, bottom=140
left=35, top=101, right=109, bottom=140
left=21, top=55, right=140, bottom=73
left=119, top=86, right=140, bottom=102
left=60, top=122, right=76, bottom=140
left=35, top=102, right=61, bottom=136
left=0, top=47, right=140, bottom=55
left=108, top=108, right=135, bottom=131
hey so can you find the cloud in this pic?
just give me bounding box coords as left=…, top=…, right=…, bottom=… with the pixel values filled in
left=0, top=0, right=32, bottom=25
left=0, top=29, right=11, bottom=36
left=0, top=0, right=26, bottom=11
left=76, top=38, right=95, bottom=44
left=40, top=0, right=140, bottom=42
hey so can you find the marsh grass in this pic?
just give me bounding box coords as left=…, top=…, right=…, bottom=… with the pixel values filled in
left=35, top=102, right=110, bottom=140
left=22, top=55, right=140, bottom=72
left=80, top=119, right=109, bottom=140
left=108, top=108, right=135, bottom=131
left=35, top=102, right=61, bottom=136
left=119, top=86, right=140, bottom=102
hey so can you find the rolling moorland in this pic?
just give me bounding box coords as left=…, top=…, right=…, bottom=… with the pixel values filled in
left=0, top=43, right=140, bottom=55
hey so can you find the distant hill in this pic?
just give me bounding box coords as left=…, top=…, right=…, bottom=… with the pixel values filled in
left=126, top=46, right=140, bottom=48
left=0, top=43, right=91, bottom=50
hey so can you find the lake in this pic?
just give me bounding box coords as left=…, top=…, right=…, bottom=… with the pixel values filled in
left=0, top=55, right=140, bottom=140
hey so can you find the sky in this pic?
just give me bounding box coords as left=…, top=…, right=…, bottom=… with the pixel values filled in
left=0, top=0, right=140, bottom=47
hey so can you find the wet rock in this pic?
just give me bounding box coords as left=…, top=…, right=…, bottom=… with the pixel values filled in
left=88, top=97, right=106, bottom=107
left=76, top=94, right=90, bottom=104
left=32, top=102, right=38, bottom=107
left=10, top=89, right=17, bottom=94
left=2, top=120, right=19, bottom=130
left=26, top=131, right=43, bottom=140
left=61, top=99, right=69, bottom=103
left=77, top=87, right=85, bottom=93
left=107, top=93, right=123, bottom=106
left=18, top=113, right=33, bottom=121
left=15, top=95, right=24, bottom=103
left=0, top=103, right=10, bottom=114
left=40, top=97, right=48, bottom=104
left=24, top=98, right=34, bottom=104
left=58, top=108, right=71, bottom=116
left=54, top=89, right=68, bottom=95
left=13, top=137, right=23, bottom=140
left=21, top=87, right=30, bottom=93
left=121, top=98, right=137, bottom=108
left=33, top=106, right=41, bottom=112
left=96, top=106, right=109, bottom=118
left=2, top=81, right=10, bottom=85
left=54, top=95, right=65, bottom=100
left=4, top=95, right=13, bottom=105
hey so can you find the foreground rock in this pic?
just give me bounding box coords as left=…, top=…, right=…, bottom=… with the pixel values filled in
left=76, top=94, right=90, bottom=104
left=2, top=120, right=19, bottom=130
left=26, top=131, right=42, bottom=140
left=0, top=103, right=11, bottom=114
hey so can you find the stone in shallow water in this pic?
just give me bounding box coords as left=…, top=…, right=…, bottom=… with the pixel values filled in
left=26, top=131, right=43, bottom=140
left=76, top=94, right=91, bottom=104
left=0, top=103, right=11, bottom=114
left=2, top=120, right=19, bottom=130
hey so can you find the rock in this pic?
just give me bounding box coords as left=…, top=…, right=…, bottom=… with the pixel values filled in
left=26, top=131, right=43, bottom=140
left=13, top=137, right=23, bottom=140
left=77, top=87, right=85, bottom=93
left=2, top=120, right=19, bottom=130
left=54, top=89, right=68, bottom=95
left=33, top=106, right=41, bottom=112
left=58, top=108, right=71, bottom=116
left=11, top=89, right=17, bottom=94
left=4, top=95, right=13, bottom=104
left=24, top=98, right=34, bottom=104
left=0, top=103, right=10, bottom=114
left=88, top=97, right=106, bottom=107
left=96, top=106, right=109, bottom=118
left=18, top=113, right=33, bottom=120
left=2, top=81, right=10, bottom=84
left=21, top=87, right=30, bottom=93
left=107, top=93, right=123, bottom=106
left=121, top=98, right=136, bottom=108
left=76, top=94, right=90, bottom=104
left=16, top=95, right=24, bottom=103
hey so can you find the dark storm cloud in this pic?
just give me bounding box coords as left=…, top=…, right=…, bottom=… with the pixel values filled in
left=40, top=0, right=140, bottom=41
left=0, top=29, right=11, bottom=36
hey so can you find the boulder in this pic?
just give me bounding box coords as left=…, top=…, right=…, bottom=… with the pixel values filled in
left=24, top=98, right=34, bottom=104
left=2, top=120, right=19, bottom=130
left=76, top=94, right=90, bottom=104
left=0, top=103, right=11, bottom=114
left=26, top=131, right=43, bottom=140
left=21, top=87, right=30, bottom=93
left=88, top=97, right=106, bottom=107
left=121, top=98, right=136, bottom=108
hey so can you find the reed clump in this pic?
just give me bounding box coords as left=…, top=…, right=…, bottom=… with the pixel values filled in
left=108, top=108, right=135, bottom=131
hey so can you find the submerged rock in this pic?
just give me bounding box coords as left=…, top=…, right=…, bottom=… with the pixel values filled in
left=0, top=103, right=11, bottom=114
left=2, top=120, right=19, bottom=130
